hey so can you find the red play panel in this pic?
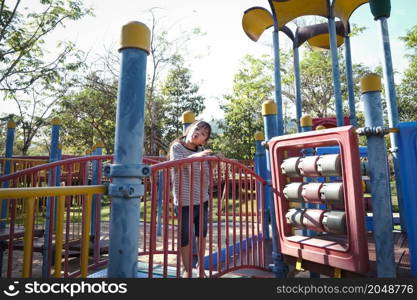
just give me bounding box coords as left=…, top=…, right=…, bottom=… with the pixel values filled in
left=268, top=126, right=369, bottom=273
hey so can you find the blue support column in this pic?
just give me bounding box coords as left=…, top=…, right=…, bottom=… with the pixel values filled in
left=106, top=22, right=151, bottom=278
left=1, top=120, right=15, bottom=228
left=156, top=150, right=164, bottom=237
left=262, top=100, right=288, bottom=278
left=0, top=120, right=15, bottom=278
left=293, top=47, right=302, bottom=133
left=360, top=74, right=396, bottom=277
left=91, top=142, right=104, bottom=240
left=377, top=17, right=406, bottom=233
left=254, top=132, right=270, bottom=240
left=328, top=17, right=344, bottom=127
left=272, top=30, right=284, bottom=136
left=344, top=34, right=357, bottom=127
left=42, top=117, right=61, bottom=277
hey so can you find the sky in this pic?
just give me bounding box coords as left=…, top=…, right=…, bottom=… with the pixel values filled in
left=3, top=0, right=417, bottom=120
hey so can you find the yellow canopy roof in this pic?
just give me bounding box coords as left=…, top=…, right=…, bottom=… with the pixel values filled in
left=242, top=7, right=274, bottom=42
left=308, top=33, right=344, bottom=50
left=333, top=0, right=369, bottom=27
left=269, top=0, right=328, bottom=29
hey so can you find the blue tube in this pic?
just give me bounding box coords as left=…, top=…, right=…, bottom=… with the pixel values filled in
left=107, top=23, right=150, bottom=277
left=272, top=30, right=284, bottom=136
left=263, top=107, right=288, bottom=278
left=91, top=144, right=103, bottom=239
left=254, top=139, right=270, bottom=240
left=361, top=81, right=396, bottom=277
left=42, top=119, right=61, bottom=277
left=293, top=47, right=302, bottom=133
left=378, top=17, right=406, bottom=233
left=0, top=121, right=15, bottom=228
left=328, top=17, right=344, bottom=127
left=344, top=35, right=357, bottom=127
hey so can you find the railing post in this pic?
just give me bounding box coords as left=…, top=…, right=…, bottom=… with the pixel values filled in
left=360, top=74, right=396, bottom=277
left=106, top=21, right=151, bottom=277
left=254, top=131, right=270, bottom=240
left=156, top=150, right=165, bottom=237
left=262, top=100, right=288, bottom=278
left=1, top=120, right=15, bottom=228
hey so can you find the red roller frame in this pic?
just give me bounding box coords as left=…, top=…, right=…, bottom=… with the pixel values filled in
left=268, top=126, right=369, bottom=273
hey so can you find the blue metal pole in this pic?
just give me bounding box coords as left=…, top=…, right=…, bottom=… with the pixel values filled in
left=328, top=17, right=344, bottom=127
left=377, top=17, right=406, bottom=233
left=254, top=132, right=270, bottom=240
left=156, top=151, right=164, bottom=237
left=262, top=100, right=288, bottom=278
left=293, top=47, right=302, bottom=133
left=272, top=30, right=284, bottom=136
left=1, top=120, right=15, bottom=228
left=106, top=22, right=151, bottom=277
left=360, top=74, right=396, bottom=277
left=344, top=34, right=357, bottom=127
left=42, top=117, right=61, bottom=277
left=91, top=142, right=103, bottom=239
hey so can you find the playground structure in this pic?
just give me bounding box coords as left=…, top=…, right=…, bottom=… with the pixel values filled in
left=0, top=0, right=416, bottom=278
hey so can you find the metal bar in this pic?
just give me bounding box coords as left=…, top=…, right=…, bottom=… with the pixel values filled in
left=293, top=47, right=302, bottom=132
left=328, top=17, right=344, bottom=126
left=22, top=197, right=35, bottom=278
left=272, top=30, right=284, bottom=135
left=54, top=195, right=65, bottom=278
left=344, top=35, right=357, bottom=127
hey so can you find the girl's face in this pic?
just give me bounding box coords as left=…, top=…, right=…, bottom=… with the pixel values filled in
left=185, top=123, right=210, bottom=147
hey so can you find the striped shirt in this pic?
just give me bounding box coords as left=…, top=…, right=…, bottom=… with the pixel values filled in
left=169, top=142, right=209, bottom=207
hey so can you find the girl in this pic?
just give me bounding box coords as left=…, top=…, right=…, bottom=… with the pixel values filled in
left=169, top=120, right=212, bottom=278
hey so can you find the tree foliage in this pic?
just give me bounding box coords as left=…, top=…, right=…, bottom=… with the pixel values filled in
left=216, top=55, right=274, bottom=160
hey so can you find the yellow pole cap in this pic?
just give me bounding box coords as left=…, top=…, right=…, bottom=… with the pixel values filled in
left=262, top=100, right=277, bottom=116
left=51, top=117, right=61, bottom=126
left=7, top=120, right=16, bottom=129
left=95, top=141, right=105, bottom=148
left=300, top=115, right=313, bottom=127
left=360, top=73, right=382, bottom=94
left=254, top=131, right=265, bottom=141
left=182, top=111, right=196, bottom=124
left=315, top=125, right=327, bottom=130
left=120, top=21, right=151, bottom=54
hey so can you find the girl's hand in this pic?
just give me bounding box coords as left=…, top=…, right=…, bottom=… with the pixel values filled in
left=191, top=149, right=213, bottom=157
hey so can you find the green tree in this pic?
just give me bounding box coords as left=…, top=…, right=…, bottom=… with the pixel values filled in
left=160, top=60, right=205, bottom=149
left=0, top=0, right=92, bottom=93
left=217, top=54, right=274, bottom=160
left=57, top=72, right=116, bottom=155
left=398, top=25, right=417, bottom=122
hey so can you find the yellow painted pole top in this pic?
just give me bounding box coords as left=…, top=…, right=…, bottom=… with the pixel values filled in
left=315, top=125, right=327, bottom=130
left=51, top=117, right=61, bottom=126
left=7, top=120, right=16, bottom=129
left=254, top=131, right=265, bottom=141
left=95, top=141, right=105, bottom=148
left=182, top=111, right=195, bottom=124
left=262, top=100, right=277, bottom=116
left=300, top=115, right=313, bottom=127
left=120, top=21, right=150, bottom=54
left=360, top=73, right=382, bottom=93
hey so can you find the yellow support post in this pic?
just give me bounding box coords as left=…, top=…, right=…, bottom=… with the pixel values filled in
left=22, top=197, right=35, bottom=278
left=80, top=193, right=93, bottom=278
left=54, top=195, right=66, bottom=278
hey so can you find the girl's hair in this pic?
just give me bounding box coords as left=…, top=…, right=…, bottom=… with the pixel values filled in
left=168, top=120, right=212, bottom=158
